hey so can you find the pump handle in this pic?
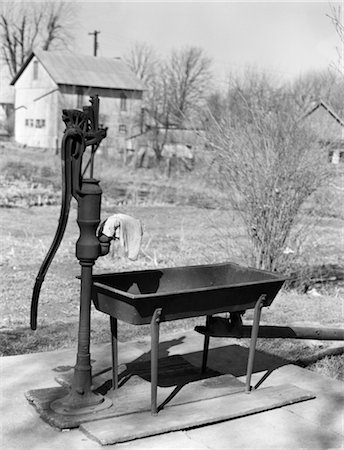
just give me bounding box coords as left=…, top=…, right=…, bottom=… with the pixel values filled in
left=30, top=131, right=80, bottom=329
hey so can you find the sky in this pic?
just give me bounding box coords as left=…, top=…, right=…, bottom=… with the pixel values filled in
left=71, top=1, right=340, bottom=83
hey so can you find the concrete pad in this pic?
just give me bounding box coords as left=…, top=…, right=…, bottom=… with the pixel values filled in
left=1, top=329, right=343, bottom=450
left=245, top=363, right=344, bottom=438
left=185, top=405, right=343, bottom=449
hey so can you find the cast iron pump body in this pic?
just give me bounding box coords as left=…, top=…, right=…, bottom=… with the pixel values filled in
left=31, top=96, right=113, bottom=414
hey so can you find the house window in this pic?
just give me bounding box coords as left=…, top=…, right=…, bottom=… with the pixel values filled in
left=29, top=119, right=34, bottom=127
left=35, top=119, right=46, bottom=128
left=119, top=124, right=127, bottom=134
left=339, top=151, right=344, bottom=163
left=328, top=150, right=334, bottom=163
left=120, top=93, right=127, bottom=111
left=33, top=61, right=39, bottom=80
left=25, top=119, right=29, bottom=127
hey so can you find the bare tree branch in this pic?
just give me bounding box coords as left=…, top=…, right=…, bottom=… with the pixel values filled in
left=123, top=43, right=212, bottom=164
left=166, top=46, right=212, bottom=124
left=0, top=1, right=76, bottom=77
left=123, top=41, right=157, bottom=86
left=327, top=3, right=344, bottom=75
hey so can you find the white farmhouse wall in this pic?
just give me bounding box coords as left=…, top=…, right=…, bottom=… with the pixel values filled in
left=14, top=56, right=59, bottom=148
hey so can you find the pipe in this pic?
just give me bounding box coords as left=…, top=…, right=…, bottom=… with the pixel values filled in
left=195, top=321, right=344, bottom=341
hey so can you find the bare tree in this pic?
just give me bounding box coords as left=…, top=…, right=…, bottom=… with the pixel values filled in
left=123, top=44, right=212, bottom=165
left=291, top=69, right=344, bottom=117
left=123, top=42, right=167, bottom=162
left=166, top=46, right=212, bottom=125
left=204, top=71, right=328, bottom=272
left=0, top=1, right=75, bottom=77
left=123, top=41, right=157, bottom=87
left=327, top=3, right=344, bottom=75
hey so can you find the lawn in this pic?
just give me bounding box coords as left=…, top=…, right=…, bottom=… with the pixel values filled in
left=0, top=144, right=343, bottom=381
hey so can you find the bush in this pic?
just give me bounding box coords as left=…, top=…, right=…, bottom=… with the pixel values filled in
left=204, top=71, right=329, bottom=272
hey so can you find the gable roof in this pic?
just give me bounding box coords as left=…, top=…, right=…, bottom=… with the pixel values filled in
left=303, top=100, right=344, bottom=127
left=10, top=50, right=144, bottom=91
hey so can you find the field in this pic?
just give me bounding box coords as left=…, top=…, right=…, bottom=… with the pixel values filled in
left=0, top=144, right=343, bottom=381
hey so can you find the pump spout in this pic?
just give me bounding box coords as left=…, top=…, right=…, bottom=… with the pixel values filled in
left=98, top=213, right=143, bottom=260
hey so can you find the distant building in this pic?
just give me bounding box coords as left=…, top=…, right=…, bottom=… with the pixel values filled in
left=303, top=100, right=344, bottom=164
left=10, top=50, right=144, bottom=150
left=126, top=126, right=205, bottom=173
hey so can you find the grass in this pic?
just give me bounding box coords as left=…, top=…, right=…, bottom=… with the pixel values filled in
left=308, top=354, right=344, bottom=381
left=0, top=143, right=343, bottom=382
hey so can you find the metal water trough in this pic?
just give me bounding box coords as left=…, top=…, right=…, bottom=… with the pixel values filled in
left=92, top=262, right=287, bottom=414
left=92, top=262, right=286, bottom=324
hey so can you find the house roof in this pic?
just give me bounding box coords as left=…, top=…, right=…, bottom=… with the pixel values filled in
left=303, top=100, right=344, bottom=127
left=10, top=50, right=144, bottom=91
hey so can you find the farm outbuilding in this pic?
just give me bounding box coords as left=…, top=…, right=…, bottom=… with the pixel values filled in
left=10, top=50, right=144, bottom=150
left=303, top=100, right=344, bottom=164
left=126, top=127, right=204, bottom=169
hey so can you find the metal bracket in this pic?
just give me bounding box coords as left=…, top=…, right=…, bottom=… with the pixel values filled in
left=151, top=308, right=162, bottom=415
left=245, top=294, right=266, bottom=393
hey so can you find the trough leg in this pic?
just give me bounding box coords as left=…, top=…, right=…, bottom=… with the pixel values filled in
left=246, top=295, right=266, bottom=392
left=151, top=308, right=162, bottom=415
left=110, top=317, right=118, bottom=391
left=201, top=315, right=212, bottom=373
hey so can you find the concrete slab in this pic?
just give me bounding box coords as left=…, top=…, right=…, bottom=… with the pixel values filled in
left=185, top=405, right=343, bottom=449
left=244, top=364, right=344, bottom=438
left=1, top=329, right=343, bottom=449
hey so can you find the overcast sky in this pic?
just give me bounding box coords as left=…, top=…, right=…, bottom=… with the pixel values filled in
left=73, top=1, right=339, bottom=82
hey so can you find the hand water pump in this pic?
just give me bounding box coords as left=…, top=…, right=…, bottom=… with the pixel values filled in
left=31, top=96, right=113, bottom=414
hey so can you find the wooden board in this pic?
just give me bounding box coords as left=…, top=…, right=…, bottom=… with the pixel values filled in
left=25, top=355, right=242, bottom=429
left=80, top=384, right=315, bottom=445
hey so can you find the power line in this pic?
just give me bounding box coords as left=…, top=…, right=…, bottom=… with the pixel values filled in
left=88, top=30, right=101, bottom=56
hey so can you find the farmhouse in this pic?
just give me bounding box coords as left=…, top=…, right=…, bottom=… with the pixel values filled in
left=303, top=100, right=344, bottom=164
left=10, top=50, right=144, bottom=150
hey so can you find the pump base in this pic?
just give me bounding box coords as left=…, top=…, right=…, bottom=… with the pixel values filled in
left=50, top=391, right=112, bottom=416
left=25, top=386, right=112, bottom=429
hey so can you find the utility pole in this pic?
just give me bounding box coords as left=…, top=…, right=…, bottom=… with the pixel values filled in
left=88, top=30, right=100, bottom=56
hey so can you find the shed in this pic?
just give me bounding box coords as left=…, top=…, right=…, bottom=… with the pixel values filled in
left=303, top=100, right=344, bottom=164
left=10, top=50, right=144, bottom=150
